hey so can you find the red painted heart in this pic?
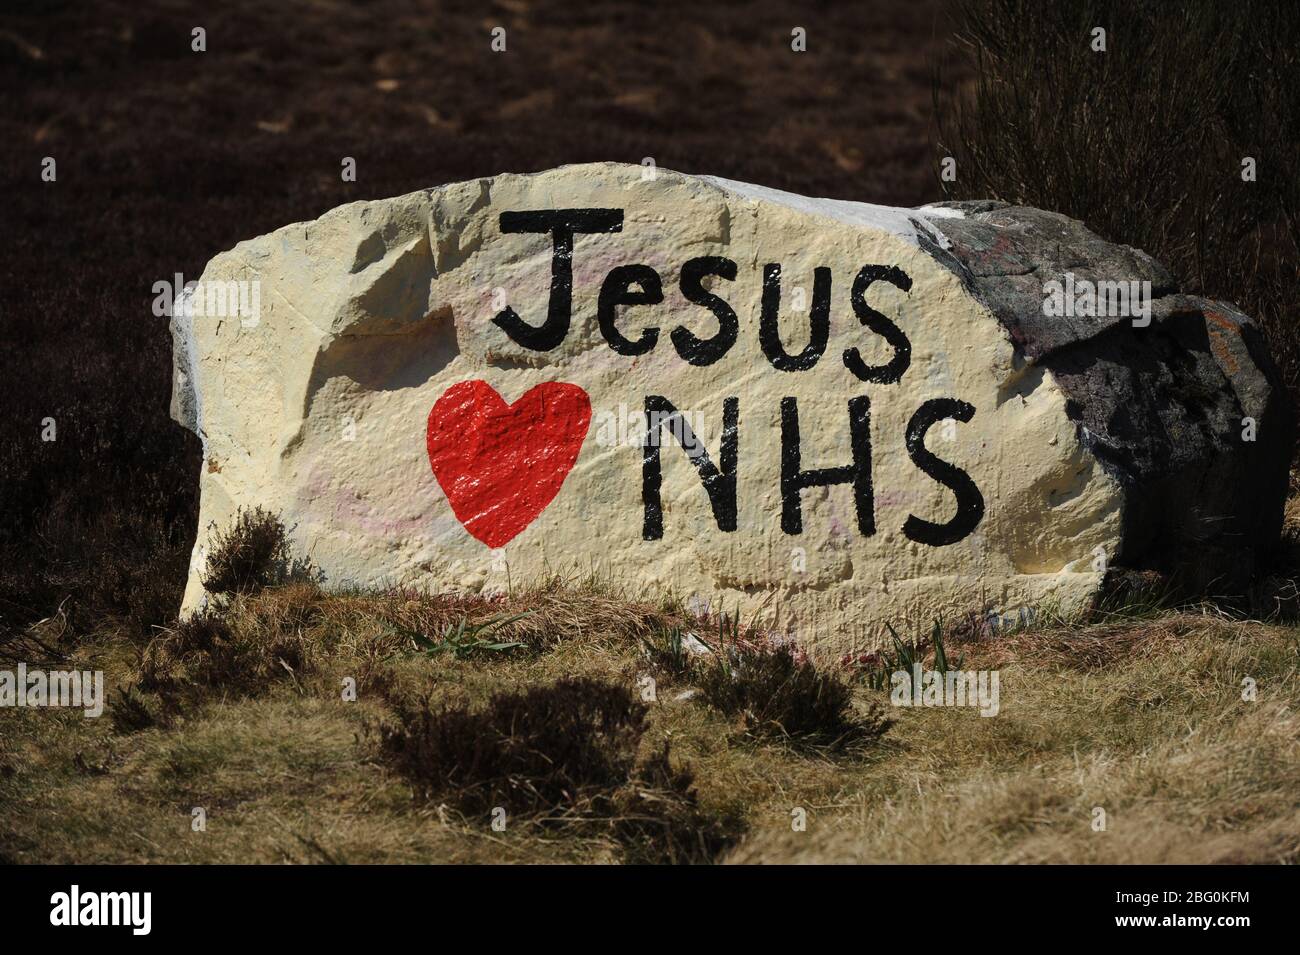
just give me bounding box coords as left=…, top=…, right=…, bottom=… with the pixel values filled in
left=427, top=380, right=592, bottom=548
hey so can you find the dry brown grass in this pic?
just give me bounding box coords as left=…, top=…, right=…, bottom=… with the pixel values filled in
left=2, top=583, right=1297, bottom=864
left=731, top=616, right=1300, bottom=864
left=957, top=614, right=1209, bottom=671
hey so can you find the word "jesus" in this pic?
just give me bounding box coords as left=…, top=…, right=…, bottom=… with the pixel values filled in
left=492, top=208, right=913, bottom=384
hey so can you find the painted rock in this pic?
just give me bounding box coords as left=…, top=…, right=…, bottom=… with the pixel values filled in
left=169, top=163, right=1289, bottom=647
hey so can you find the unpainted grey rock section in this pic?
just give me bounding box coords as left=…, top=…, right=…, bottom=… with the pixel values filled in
left=930, top=201, right=1291, bottom=593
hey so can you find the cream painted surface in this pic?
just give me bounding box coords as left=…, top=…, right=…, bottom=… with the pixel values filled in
left=175, top=163, right=1123, bottom=650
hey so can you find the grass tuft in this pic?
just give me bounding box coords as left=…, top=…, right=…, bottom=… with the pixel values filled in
left=200, top=507, right=294, bottom=597
left=694, top=644, right=893, bottom=752
left=140, top=601, right=315, bottom=700
left=108, top=685, right=161, bottom=734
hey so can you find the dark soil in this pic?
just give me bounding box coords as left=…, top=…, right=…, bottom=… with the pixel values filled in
left=0, top=0, right=959, bottom=632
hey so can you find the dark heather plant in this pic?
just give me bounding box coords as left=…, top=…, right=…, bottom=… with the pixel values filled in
left=200, top=506, right=292, bottom=596
left=381, top=677, right=648, bottom=815
left=108, top=685, right=160, bottom=734
left=612, top=741, right=743, bottom=865
left=935, top=0, right=1299, bottom=452
left=379, top=676, right=742, bottom=862
left=694, top=644, right=893, bottom=750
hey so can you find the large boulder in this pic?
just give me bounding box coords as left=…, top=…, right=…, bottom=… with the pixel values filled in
left=170, top=163, right=1289, bottom=648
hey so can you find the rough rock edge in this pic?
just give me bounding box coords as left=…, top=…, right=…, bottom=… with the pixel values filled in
left=169, top=283, right=203, bottom=451
left=930, top=201, right=1291, bottom=594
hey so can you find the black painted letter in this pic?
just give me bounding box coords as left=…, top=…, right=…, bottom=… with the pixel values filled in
left=902, top=398, right=984, bottom=546
left=760, top=264, right=831, bottom=371
left=780, top=396, right=875, bottom=536
left=493, top=208, right=624, bottom=351
left=673, top=256, right=739, bottom=366
left=642, top=396, right=739, bottom=540
left=843, top=264, right=912, bottom=383
left=598, top=264, right=662, bottom=355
